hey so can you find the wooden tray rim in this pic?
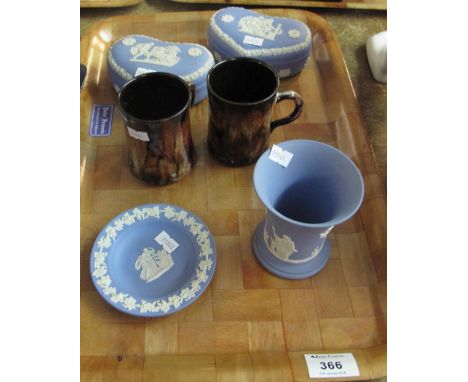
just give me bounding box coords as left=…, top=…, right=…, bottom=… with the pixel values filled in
left=167, top=0, right=387, bottom=11
left=80, top=0, right=143, bottom=9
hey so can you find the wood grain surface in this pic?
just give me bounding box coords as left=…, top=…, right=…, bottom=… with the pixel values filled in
left=168, top=0, right=386, bottom=10
left=80, top=0, right=143, bottom=8
left=80, top=9, right=387, bottom=380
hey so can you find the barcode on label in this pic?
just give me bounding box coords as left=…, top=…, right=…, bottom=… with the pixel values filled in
left=127, top=126, right=150, bottom=142
left=304, top=353, right=359, bottom=379
left=243, top=35, right=264, bottom=46
left=268, top=144, right=293, bottom=167
left=155, top=231, right=179, bottom=253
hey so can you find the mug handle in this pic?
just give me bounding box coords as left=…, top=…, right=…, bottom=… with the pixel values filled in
left=270, top=91, right=304, bottom=132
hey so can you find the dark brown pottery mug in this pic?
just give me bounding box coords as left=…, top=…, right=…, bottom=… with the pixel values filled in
left=207, top=58, right=303, bottom=166
left=118, top=72, right=196, bottom=185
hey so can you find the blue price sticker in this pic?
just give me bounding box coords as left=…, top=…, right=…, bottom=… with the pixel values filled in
left=89, top=104, right=114, bottom=137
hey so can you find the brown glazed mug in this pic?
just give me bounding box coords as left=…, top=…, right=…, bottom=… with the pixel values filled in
left=207, top=58, right=304, bottom=166
left=118, top=72, right=196, bottom=185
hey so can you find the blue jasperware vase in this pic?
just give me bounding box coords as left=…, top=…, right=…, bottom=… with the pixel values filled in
left=252, top=140, right=365, bottom=279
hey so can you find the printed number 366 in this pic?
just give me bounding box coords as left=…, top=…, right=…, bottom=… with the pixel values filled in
left=320, top=361, right=343, bottom=370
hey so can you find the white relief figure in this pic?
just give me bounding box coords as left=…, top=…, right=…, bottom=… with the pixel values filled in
left=122, top=212, right=135, bottom=225
left=288, top=29, right=301, bottom=39
left=102, top=286, right=116, bottom=296
left=173, top=210, right=187, bottom=221
left=140, top=300, right=156, bottom=313
left=150, top=205, right=161, bottom=218
left=93, top=265, right=107, bottom=278
left=264, top=225, right=298, bottom=261
left=180, top=287, right=195, bottom=301
left=311, top=247, right=320, bottom=259
left=168, top=295, right=183, bottom=308
left=187, top=47, right=202, bottom=57
left=122, top=37, right=137, bottom=46
left=310, top=227, right=334, bottom=259
left=189, top=222, right=203, bottom=236
left=238, top=16, right=283, bottom=41
left=129, top=43, right=181, bottom=67
left=263, top=225, right=270, bottom=247
left=105, top=226, right=118, bottom=240
left=221, top=14, right=234, bottom=23
left=278, top=68, right=291, bottom=78
left=320, top=226, right=334, bottom=239
left=163, top=206, right=176, bottom=218
left=92, top=206, right=216, bottom=314
left=111, top=293, right=126, bottom=304
left=159, top=300, right=171, bottom=313
left=97, top=235, right=112, bottom=250
left=123, top=296, right=137, bottom=310
left=98, top=275, right=111, bottom=288
left=135, top=247, right=174, bottom=283
left=114, top=218, right=124, bottom=231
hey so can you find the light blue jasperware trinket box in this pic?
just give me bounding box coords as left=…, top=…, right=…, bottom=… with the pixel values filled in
left=207, top=7, right=312, bottom=78
left=107, top=35, right=215, bottom=104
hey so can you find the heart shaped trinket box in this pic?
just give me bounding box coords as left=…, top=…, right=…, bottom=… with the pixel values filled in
left=108, top=35, right=215, bottom=104
left=207, top=7, right=312, bottom=78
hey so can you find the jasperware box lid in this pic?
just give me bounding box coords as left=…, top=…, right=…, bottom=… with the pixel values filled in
left=208, top=7, right=312, bottom=77
left=107, top=34, right=215, bottom=104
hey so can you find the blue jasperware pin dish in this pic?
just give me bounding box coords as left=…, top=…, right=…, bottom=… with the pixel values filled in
left=108, top=35, right=215, bottom=104
left=207, top=7, right=312, bottom=78
left=90, top=204, right=217, bottom=317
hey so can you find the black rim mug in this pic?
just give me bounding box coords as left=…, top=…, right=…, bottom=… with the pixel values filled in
left=207, top=57, right=303, bottom=166
left=118, top=72, right=197, bottom=185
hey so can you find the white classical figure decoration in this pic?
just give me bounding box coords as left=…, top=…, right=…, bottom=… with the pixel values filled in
left=187, top=47, right=202, bottom=57
left=288, top=29, right=301, bottom=39
left=135, top=247, right=174, bottom=283
left=122, top=37, right=137, bottom=46
left=129, top=43, right=181, bottom=67
left=311, top=247, right=321, bottom=259
left=308, top=226, right=334, bottom=259
left=238, top=16, right=283, bottom=41
left=264, top=225, right=298, bottom=261
left=320, top=226, right=334, bottom=239
left=92, top=206, right=215, bottom=314
left=221, top=14, right=234, bottom=23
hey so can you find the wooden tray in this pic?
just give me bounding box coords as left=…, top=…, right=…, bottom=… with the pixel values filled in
left=168, top=0, right=387, bottom=11
left=80, top=0, right=143, bottom=8
left=80, top=10, right=387, bottom=381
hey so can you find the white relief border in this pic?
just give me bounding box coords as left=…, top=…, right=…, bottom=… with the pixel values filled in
left=92, top=205, right=215, bottom=314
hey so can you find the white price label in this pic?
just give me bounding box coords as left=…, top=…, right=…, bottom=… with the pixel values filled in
left=135, top=67, right=156, bottom=77
left=268, top=144, right=293, bottom=167
left=304, top=353, right=359, bottom=379
left=243, top=35, right=264, bottom=46
left=155, top=231, right=179, bottom=253
left=127, top=126, right=150, bottom=142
